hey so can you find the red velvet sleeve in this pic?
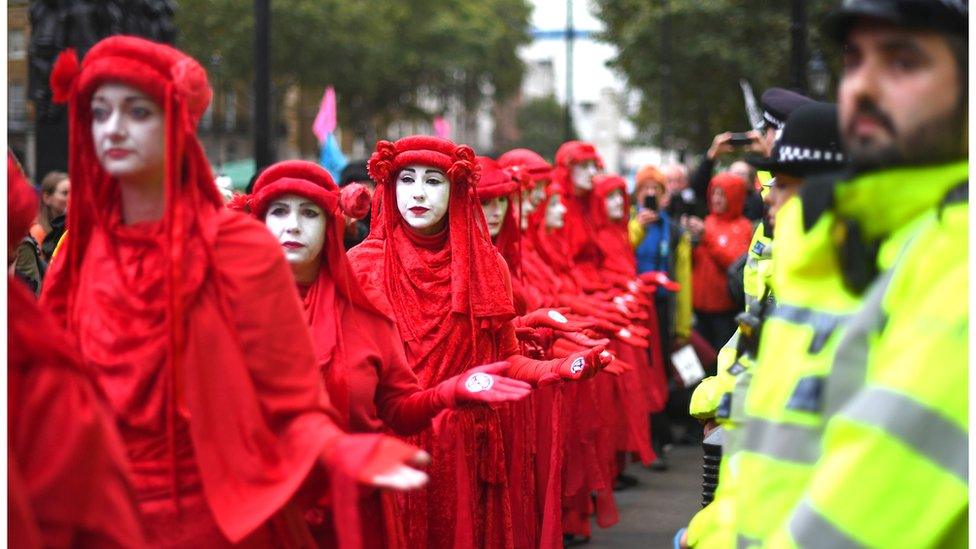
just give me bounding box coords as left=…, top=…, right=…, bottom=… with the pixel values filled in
left=370, top=314, right=449, bottom=436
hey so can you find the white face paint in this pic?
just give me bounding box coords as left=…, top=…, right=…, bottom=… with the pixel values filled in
left=571, top=160, right=598, bottom=192
left=90, top=82, right=165, bottom=186
left=396, top=164, right=450, bottom=235
left=544, top=194, right=567, bottom=230
left=264, top=194, right=327, bottom=276
left=605, top=189, right=625, bottom=221
left=480, top=196, right=509, bottom=238
left=530, top=179, right=547, bottom=207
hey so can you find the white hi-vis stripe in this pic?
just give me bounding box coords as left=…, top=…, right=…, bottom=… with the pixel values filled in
left=768, top=303, right=851, bottom=354
left=841, top=387, right=968, bottom=483
left=740, top=417, right=820, bottom=464
left=789, top=499, right=866, bottom=548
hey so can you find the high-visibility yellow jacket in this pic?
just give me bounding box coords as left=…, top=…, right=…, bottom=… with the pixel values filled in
left=732, top=194, right=862, bottom=547
left=762, top=161, right=968, bottom=548
left=690, top=224, right=772, bottom=422
left=687, top=223, right=772, bottom=548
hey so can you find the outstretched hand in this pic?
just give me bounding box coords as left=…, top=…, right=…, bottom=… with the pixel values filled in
left=326, top=434, right=430, bottom=491
left=450, top=362, right=533, bottom=406
left=516, top=308, right=595, bottom=333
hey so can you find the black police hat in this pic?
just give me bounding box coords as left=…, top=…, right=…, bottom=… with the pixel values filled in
left=760, top=88, right=815, bottom=131
left=824, top=0, right=968, bottom=42
left=749, top=103, right=845, bottom=178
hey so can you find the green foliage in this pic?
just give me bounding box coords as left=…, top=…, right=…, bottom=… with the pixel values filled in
left=174, top=0, right=532, bottom=141
left=594, top=0, right=836, bottom=152
left=512, top=96, right=576, bottom=161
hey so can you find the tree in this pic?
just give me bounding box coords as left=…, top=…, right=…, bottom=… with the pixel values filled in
left=174, top=0, right=532, bottom=144
left=511, top=96, right=577, bottom=162
left=593, top=0, right=835, bottom=153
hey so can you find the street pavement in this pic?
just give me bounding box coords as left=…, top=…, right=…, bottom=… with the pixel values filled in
left=586, top=444, right=705, bottom=548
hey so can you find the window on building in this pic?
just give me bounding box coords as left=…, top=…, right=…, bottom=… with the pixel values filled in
left=8, top=83, right=26, bottom=125
left=9, top=30, right=25, bottom=60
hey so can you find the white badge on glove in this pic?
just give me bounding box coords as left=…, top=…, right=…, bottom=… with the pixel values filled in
left=548, top=310, right=569, bottom=324
left=570, top=357, right=586, bottom=375
left=465, top=372, right=494, bottom=393
left=618, top=328, right=632, bottom=338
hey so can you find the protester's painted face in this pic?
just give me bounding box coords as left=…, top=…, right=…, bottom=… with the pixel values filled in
left=571, top=160, right=598, bottom=193
left=545, top=194, right=567, bottom=229
left=605, top=189, right=625, bottom=221
left=91, top=82, right=165, bottom=186
left=839, top=21, right=965, bottom=171
left=265, top=194, right=327, bottom=271
left=710, top=186, right=728, bottom=215
left=44, top=178, right=70, bottom=217
left=396, top=165, right=450, bottom=235
left=481, top=196, right=509, bottom=238
left=530, top=179, right=548, bottom=206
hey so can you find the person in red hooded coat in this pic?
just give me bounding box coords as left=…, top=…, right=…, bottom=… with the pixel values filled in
left=690, top=172, right=754, bottom=351
left=8, top=150, right=147, bottom=549
left=39, top=36, right=428, bottom=547
left=347, top=136, right=610, bottom=549
left=242, top=159, right=532, bottom=548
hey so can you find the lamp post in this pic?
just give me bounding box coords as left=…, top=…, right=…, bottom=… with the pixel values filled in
left=210, top=52, right=224, bottom=170
left=564, top=0, right=574, bottom=142
left=790, top=0, right=808, bottom=94
left=254, top=0, right=272, bottom=171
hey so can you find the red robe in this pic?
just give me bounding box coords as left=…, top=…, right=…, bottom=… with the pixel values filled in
left=300, top=237, right=452, bottom=549
left=43, top=205, right=358, bottom=546
left=9, top=276, right=146, bottom=548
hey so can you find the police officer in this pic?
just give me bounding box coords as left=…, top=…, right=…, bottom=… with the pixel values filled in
left=757, top=1, right=968, bottom=547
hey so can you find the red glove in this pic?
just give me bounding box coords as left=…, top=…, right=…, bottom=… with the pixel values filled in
left=339, top=183, right=372, bottom=220
left=552, top=336, right=588, bottom=358
left=555, top=347, right=606, bottom=381
left=639, top=271, right=681, bottom=292
left=515, top=307, right=596, bottom=332
left=557, top=330, right=610, bottom=349
left=602, top=356, right=635, bottom=376
left=435, top=362, right=533, bottom=407
left=614, top=326, right=650, bottom=348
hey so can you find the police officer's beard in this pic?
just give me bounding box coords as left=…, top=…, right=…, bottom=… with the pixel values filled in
left=845, top=97, right=967, bottom=173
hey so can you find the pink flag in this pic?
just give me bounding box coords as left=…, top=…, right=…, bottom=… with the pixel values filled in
left=312, top=86, right=337, bottom=144
left=433, top=116, right=451, bottom=139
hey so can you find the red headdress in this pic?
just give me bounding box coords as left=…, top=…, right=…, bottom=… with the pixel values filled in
left=552, top=141, right=605, bottom=270
left=40, top=37, right=341, bottom=544
left=475, top=156, right=521, bottom=276
left=365, top=135, right=513, bottom=323
left=591, top=173, right=636, bottom=275
left=497, top=147, right=553, bottom=184
left=350, top=136, right=514, bottom=386
left=249, top=160, right=379, bottom=428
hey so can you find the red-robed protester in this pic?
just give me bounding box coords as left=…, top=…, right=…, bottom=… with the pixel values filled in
left=242, top=160, right=532, bottom=547
left=347, top=136, right=607, bottom=548
left=39, top=36, right=426, bottom=547
left=8, top=151, right=147, bottom=548
left=590, top=174, right=668, bottom=466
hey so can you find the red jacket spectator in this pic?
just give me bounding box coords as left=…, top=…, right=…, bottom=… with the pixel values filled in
left=692, top=173, right=753, bottom=313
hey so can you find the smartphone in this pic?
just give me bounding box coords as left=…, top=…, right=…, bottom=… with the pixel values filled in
left=728, top=132, right=753, bottom=147
left=643, top=195, right=658, bottom=211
